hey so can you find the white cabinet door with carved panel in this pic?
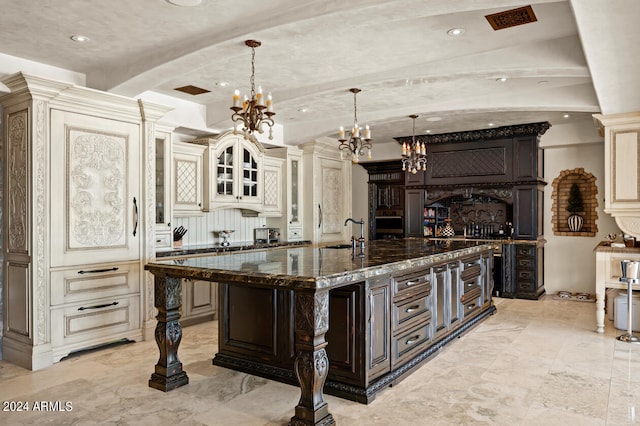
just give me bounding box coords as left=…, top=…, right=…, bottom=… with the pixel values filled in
left=172, top=141, right=206, bottom=216
left=50, top=109, right=141, bottom=267
left=301, top=138, right=352, bottom=243
left=262, top=156, right=283, bottom=216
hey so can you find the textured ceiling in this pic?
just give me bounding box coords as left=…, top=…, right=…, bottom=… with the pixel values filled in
left=1, top=0, right=639, bottom=147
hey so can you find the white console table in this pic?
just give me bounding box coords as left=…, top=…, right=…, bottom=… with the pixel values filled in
left=594, top=242, right=640, bottom=333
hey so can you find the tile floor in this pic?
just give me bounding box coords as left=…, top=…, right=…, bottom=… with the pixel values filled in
left=0, top=296, right=639, bottom=425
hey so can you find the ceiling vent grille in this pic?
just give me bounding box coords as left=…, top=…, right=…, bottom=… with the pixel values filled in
left=485, top=5, right=537, bottom=30
left=174, top=85, right=210, bottom=95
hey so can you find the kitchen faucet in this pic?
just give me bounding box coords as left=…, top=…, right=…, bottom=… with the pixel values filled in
left=344, top=217, right=365, bottom=253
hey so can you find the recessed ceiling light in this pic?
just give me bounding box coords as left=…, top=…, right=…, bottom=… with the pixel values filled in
left=496, top=77, right=508, bottom=82
left=424, top=129, right=432, bottom=134
left=216, top=81, right=229, bottom=87
left=70, top=35, right=90, bottom=43
left=426, top=116, right=442, bottom=122
left=447, top=28, right=465, bottom=36
left=488, top=122, right=495, bottom=127
left=538, top=80, right=549, bottom=85
left=563, top=113, right=571, bottom=119
left=165, top=0, right=202, bottom=6
left=298, top=107, right=310, bottom=113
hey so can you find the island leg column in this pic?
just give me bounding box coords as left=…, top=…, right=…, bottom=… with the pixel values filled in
left=290, top=291, right=336, bottom=426
left=149, top=274, right=189, bottom=391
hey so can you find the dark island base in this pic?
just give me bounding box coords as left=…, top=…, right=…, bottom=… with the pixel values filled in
left=214, top=306, right=496, bottom=404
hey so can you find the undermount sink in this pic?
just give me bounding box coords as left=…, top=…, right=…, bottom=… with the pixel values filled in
left=325, top=244, right=352, bottom=249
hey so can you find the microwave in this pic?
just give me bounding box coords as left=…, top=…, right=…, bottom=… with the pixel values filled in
left=254, top=227, right=280, bottom=243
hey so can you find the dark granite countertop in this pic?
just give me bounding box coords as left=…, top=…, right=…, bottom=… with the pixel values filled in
left=146, top=238, right=494, bottom=291
left=156, top=240, right=312, bottom=258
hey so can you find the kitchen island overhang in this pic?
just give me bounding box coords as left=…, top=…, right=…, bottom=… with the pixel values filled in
left=145, top=238, right=496, bottom=426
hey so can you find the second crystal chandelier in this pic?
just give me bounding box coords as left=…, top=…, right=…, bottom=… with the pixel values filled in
left=338, top=88, right=372, bottom=163
left=401, top=114, right=427, bottom=174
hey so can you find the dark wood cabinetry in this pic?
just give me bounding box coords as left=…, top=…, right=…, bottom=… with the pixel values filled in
left=360, top=121, right=550, bottom=300
left=214, top=245, right=495, bottom=404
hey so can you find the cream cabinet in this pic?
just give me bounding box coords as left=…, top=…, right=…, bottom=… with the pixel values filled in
left=301, top=138, right=352, bottom=243
left=154, top=127, right=174, bottom=248
left=265, top=146, right=304, bottom=241
left=594, top=112, right=640, bottom=238
left=49, top=109, right=141, bottom=267
left=205, top=132, right=264, bottom=212
left=262, top=156, right=284, bottom=216
left=0, top=72, right=169, bottom=370
left=172, top=140, right=206, bottom=216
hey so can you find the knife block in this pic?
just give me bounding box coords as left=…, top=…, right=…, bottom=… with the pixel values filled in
left=173, top=239, right=183, bottom=249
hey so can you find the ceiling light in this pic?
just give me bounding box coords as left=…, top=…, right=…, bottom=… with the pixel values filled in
left=563, top=113, right=571, bottom=119
left=401, top=115, right=427, bottom=174
left=425, top=129, right=432, bottom=134
left=338, top=88, right=372, bottom=163
left=216, top=81, right=229, bottom=87
left=298, top=107, right=310, bottom=113
left=426, top=116, right=442, bottom=122
left=496, top=77, right=508, bottom=82
left=488, top=122, right=495, bottom=127
left=230, top=40, right=275, bottom=140
left=447, top=28, right=465, bottom=36
left=70, top=35, right=90, bottom=42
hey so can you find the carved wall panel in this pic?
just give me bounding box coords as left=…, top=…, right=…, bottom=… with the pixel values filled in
left=431, top=147, right=507, bottom=178
left=7, top=111, right=28, bottom=254
left=321, top=167, right=342, bottom=234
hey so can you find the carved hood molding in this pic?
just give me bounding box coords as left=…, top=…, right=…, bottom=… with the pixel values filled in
left=394, top=121, right=550, bottom=145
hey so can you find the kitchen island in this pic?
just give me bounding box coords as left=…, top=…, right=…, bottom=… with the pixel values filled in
left=145, top=238, right=495, bottom=425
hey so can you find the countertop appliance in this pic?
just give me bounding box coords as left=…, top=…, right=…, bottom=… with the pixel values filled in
left=254, top=227, right=280, bottom=243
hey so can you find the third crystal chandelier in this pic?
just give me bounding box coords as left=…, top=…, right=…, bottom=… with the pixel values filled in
left=401, top=114, right=427, bottom=174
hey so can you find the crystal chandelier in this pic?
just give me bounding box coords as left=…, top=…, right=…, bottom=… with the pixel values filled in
left=338, top=88, right=372, bottom=163
left=401, top=114, right=427, bottom=174
left=230, top=40, right=275, bottom=140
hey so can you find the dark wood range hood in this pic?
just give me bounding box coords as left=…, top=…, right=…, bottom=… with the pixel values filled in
left=362, top=121, right=551, bottom=299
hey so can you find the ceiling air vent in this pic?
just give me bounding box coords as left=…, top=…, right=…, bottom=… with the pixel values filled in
left=485, top=5, right=537, bottom=31
left=174, top=85, right=211, bottom=95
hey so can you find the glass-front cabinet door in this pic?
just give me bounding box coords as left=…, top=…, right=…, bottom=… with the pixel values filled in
left=207, top=132, right=263, bottom=210
left=242, top=147, right=259, bottom=198
left=217, top=145, right=234, bottom=197
left=155, top=129, right=173, bottom=247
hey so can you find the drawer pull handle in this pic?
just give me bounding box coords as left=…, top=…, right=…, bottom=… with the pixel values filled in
left=78, top=301, right=119, bottom=311
left=405, top=305, right=420, bottom=313
left=466, top=303, right=476, bottom=311
left=405, top=280, right=417, bottom=287
left=405, top=335, right=420, bottom=345
left=78, top=267, right=119, bottom=274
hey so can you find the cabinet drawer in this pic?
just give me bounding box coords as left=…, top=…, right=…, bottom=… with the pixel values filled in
left=516, top=245, right=535, bottom=257
left=51, top=263, right=140, bottom=306
left=462, top=297, right=481, bottom=319
left=518, top=270, right=534, bottom=280
left=517, top=280, right=535, bottom=293
left=155, top=233, right=172, bottom=248
left=517, top=258, right=534, bottom=270
left=462, top=276, right=481, bottom=294
left=50, top=294, right=141, bottom=348
left=392, top=291, right=431, bottom=331
left=392, top=270, right=431, bottom=298
left=392, top=321, right=431, bottom=366
left=288, top=227, right=302, bottom=241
